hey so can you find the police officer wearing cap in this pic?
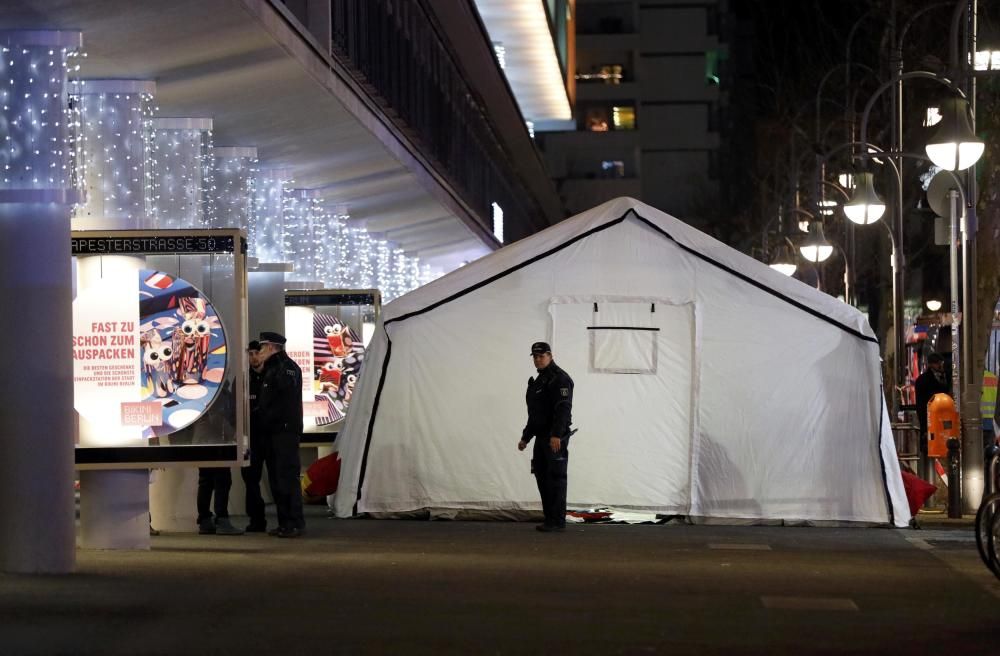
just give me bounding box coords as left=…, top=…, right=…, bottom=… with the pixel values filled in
left=241, top=340, right=268, bottom=532
left=257, top=332, right=305, bottom=538
left=518, top=342, right=574, bottom=532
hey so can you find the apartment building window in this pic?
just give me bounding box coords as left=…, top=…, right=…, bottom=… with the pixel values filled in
left=576, top=2, right=634, bottom=34
left=581, top=104, right=637, bottom=131
left=601, top=160, right=626, bottom=178
left=612, top=106, right=636, bottom=130
left=577, top=64, right=625, bottom=85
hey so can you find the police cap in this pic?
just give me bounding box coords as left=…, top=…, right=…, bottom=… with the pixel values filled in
left=259, top=331, right=287, bottom=346
left=530, top=341, right=551, bottom=355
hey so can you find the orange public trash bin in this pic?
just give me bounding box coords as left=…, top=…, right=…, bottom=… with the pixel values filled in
left=927, top=393, right=959, bottom=458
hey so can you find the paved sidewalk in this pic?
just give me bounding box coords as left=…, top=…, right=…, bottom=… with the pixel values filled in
left=2, top=511, right=998, bottom=655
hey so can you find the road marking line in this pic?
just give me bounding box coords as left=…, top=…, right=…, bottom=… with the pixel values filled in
left=906, top=537, right=934, bottom=550
left=761, top=596, right=859, bottom=611
left=707, top=543, right=771, bottom=551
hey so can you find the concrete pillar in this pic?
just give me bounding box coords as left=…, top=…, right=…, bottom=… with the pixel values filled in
left=0, top=30, right=82, bottom=574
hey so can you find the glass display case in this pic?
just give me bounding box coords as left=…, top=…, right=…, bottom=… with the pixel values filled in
left=71, top=229, right=248, bottom=468
left=284, top=289, right=380, bottom=443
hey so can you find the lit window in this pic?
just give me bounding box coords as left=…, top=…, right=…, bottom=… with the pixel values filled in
left=612, top=106, right=636, bottom=130
left=576, top=65, right=624, bottom=84
left=584, top=108, right=610, bottom=132
left=601, top=160, right=625, bottom=178
left=838, top=173, right=854, bottom=190
left=924, top=107, right=942, bottom=127
left=492, top=202, right=504, bottom=243
left=973, top=50, right=1000, bottom=71
left=526, top=120, right=535, bottom=139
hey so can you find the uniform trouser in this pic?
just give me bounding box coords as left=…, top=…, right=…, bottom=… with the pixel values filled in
left=241, top=430, right=268, bottom=527
left=266, top=431, right=304, bottom=530
left=197, top=467, right=232, bottom=523
left=532, top=440, right=569, bottom=528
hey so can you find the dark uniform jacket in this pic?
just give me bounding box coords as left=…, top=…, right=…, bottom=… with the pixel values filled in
left=248, top=367, right=263, bottom=437
left=522, top=361, right=574, bottom=443
left=258, top=350, right=304, bottom=435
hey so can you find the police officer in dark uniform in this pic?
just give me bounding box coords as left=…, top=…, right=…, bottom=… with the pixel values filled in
left=257, top=332, right=305, bottom=538
left=518, top=342, right=574, bottom=532
left=242, top=340, right=268, bottom=532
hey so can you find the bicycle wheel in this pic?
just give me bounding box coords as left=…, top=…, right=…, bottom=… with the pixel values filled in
left=988, top=505, right=1000, bottom=580
left=975, top=492, right=1000, bottom=575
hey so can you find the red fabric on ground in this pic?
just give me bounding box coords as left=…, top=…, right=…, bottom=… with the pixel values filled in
left=900, top=469, right=937, bottom=516
left=304, top=453, right=341, bottom=497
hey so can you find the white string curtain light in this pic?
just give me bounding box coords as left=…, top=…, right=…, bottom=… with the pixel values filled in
left=208, top=146, right=257, bottom=233
left=252, top=167, right=291, bottom=262
left=325, top=208, right=350, bottom=287
left=315, top=212, right=437, bottom=301
left=146, top=117, right=214, bottom=229
left=70, top=79, right=155, bottom=228
left=373, top=239, right=392, bottom=292
left=284, top=188, right=330, bottom=285
left=0, top=33, right=82, bottom=192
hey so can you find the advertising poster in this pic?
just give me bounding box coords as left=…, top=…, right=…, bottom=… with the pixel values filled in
left=73, top=269, right=228, bottom=441
left=284, top=306, right=366, bottom=430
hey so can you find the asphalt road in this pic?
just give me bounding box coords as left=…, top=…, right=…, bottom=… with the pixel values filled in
left=2, top=513, right=998, bottom=655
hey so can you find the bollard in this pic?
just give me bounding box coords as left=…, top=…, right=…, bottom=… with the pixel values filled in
left=948, top=438, right=962, bottom=519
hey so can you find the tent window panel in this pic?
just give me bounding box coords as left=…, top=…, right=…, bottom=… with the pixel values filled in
left=589, top=327, right=659, bottom=374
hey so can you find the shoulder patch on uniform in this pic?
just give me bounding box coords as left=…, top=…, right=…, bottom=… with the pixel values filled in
left=560, top=387, right=569, bottom=397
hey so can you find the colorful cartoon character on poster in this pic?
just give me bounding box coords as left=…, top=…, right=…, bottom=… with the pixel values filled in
left=172, top=297, right=212, bottom=384
left=319, top=359, right=343, bottom=392
left=344, top=374, right=357, bottom=405
left=324, top=324, right=348, bottom=357
left=141, top=329, right=176, bottom=398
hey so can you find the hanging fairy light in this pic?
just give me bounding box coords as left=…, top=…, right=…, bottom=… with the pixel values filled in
left=209, top=146, right=257, bottom=232
left=0, top=32, right=83, bottom=193
left=69, top=79, right=155, bottom=228
left=374, top=239, right=392, bottom=292
left=146, top=117, right=214, bottom=229
left=406, top=258, right=421, bottom=291
left=252, top=167, right=291, bottom=262
left=283, top=188, right=330, bottom=285
left=391, top=249, right=409, bottom=301
left=326, top=207, right=350, bottom=287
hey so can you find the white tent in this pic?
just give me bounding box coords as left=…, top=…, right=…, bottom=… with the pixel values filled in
left=333, top=197, right=910, bottom=527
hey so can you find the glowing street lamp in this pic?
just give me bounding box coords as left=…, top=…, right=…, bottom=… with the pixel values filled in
left=768, top=238, right=797, bottom=276
left=799, top=221, right=833, bottom=263
left=925, top=96, right=984, bottom=171
left=843, top=172, right=886, bottom=225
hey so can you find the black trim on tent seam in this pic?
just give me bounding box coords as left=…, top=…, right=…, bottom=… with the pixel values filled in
left=386, top=209, right=878, bottom=344
left=355, top=208, right=882, bottom=511
left=630, top=212, right=878, bottom=344
left=587, top=326, right=660, bottom=331
left=877, top=384, right=895, bottom=526
left=386, top=214, right=631, bottom=326
left=353, top=335, right=393, bottom=516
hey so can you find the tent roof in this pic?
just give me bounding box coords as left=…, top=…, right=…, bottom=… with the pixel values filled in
left=384, top=197, right=875, bottom=343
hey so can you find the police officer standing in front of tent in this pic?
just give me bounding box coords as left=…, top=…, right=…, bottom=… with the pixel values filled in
left=518, top=342, right=574, bottom=532
left=257, top=332, right=306, bottom=538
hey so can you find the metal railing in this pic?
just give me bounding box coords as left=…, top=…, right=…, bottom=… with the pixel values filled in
left=328, top=0, right=537, bottom=236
